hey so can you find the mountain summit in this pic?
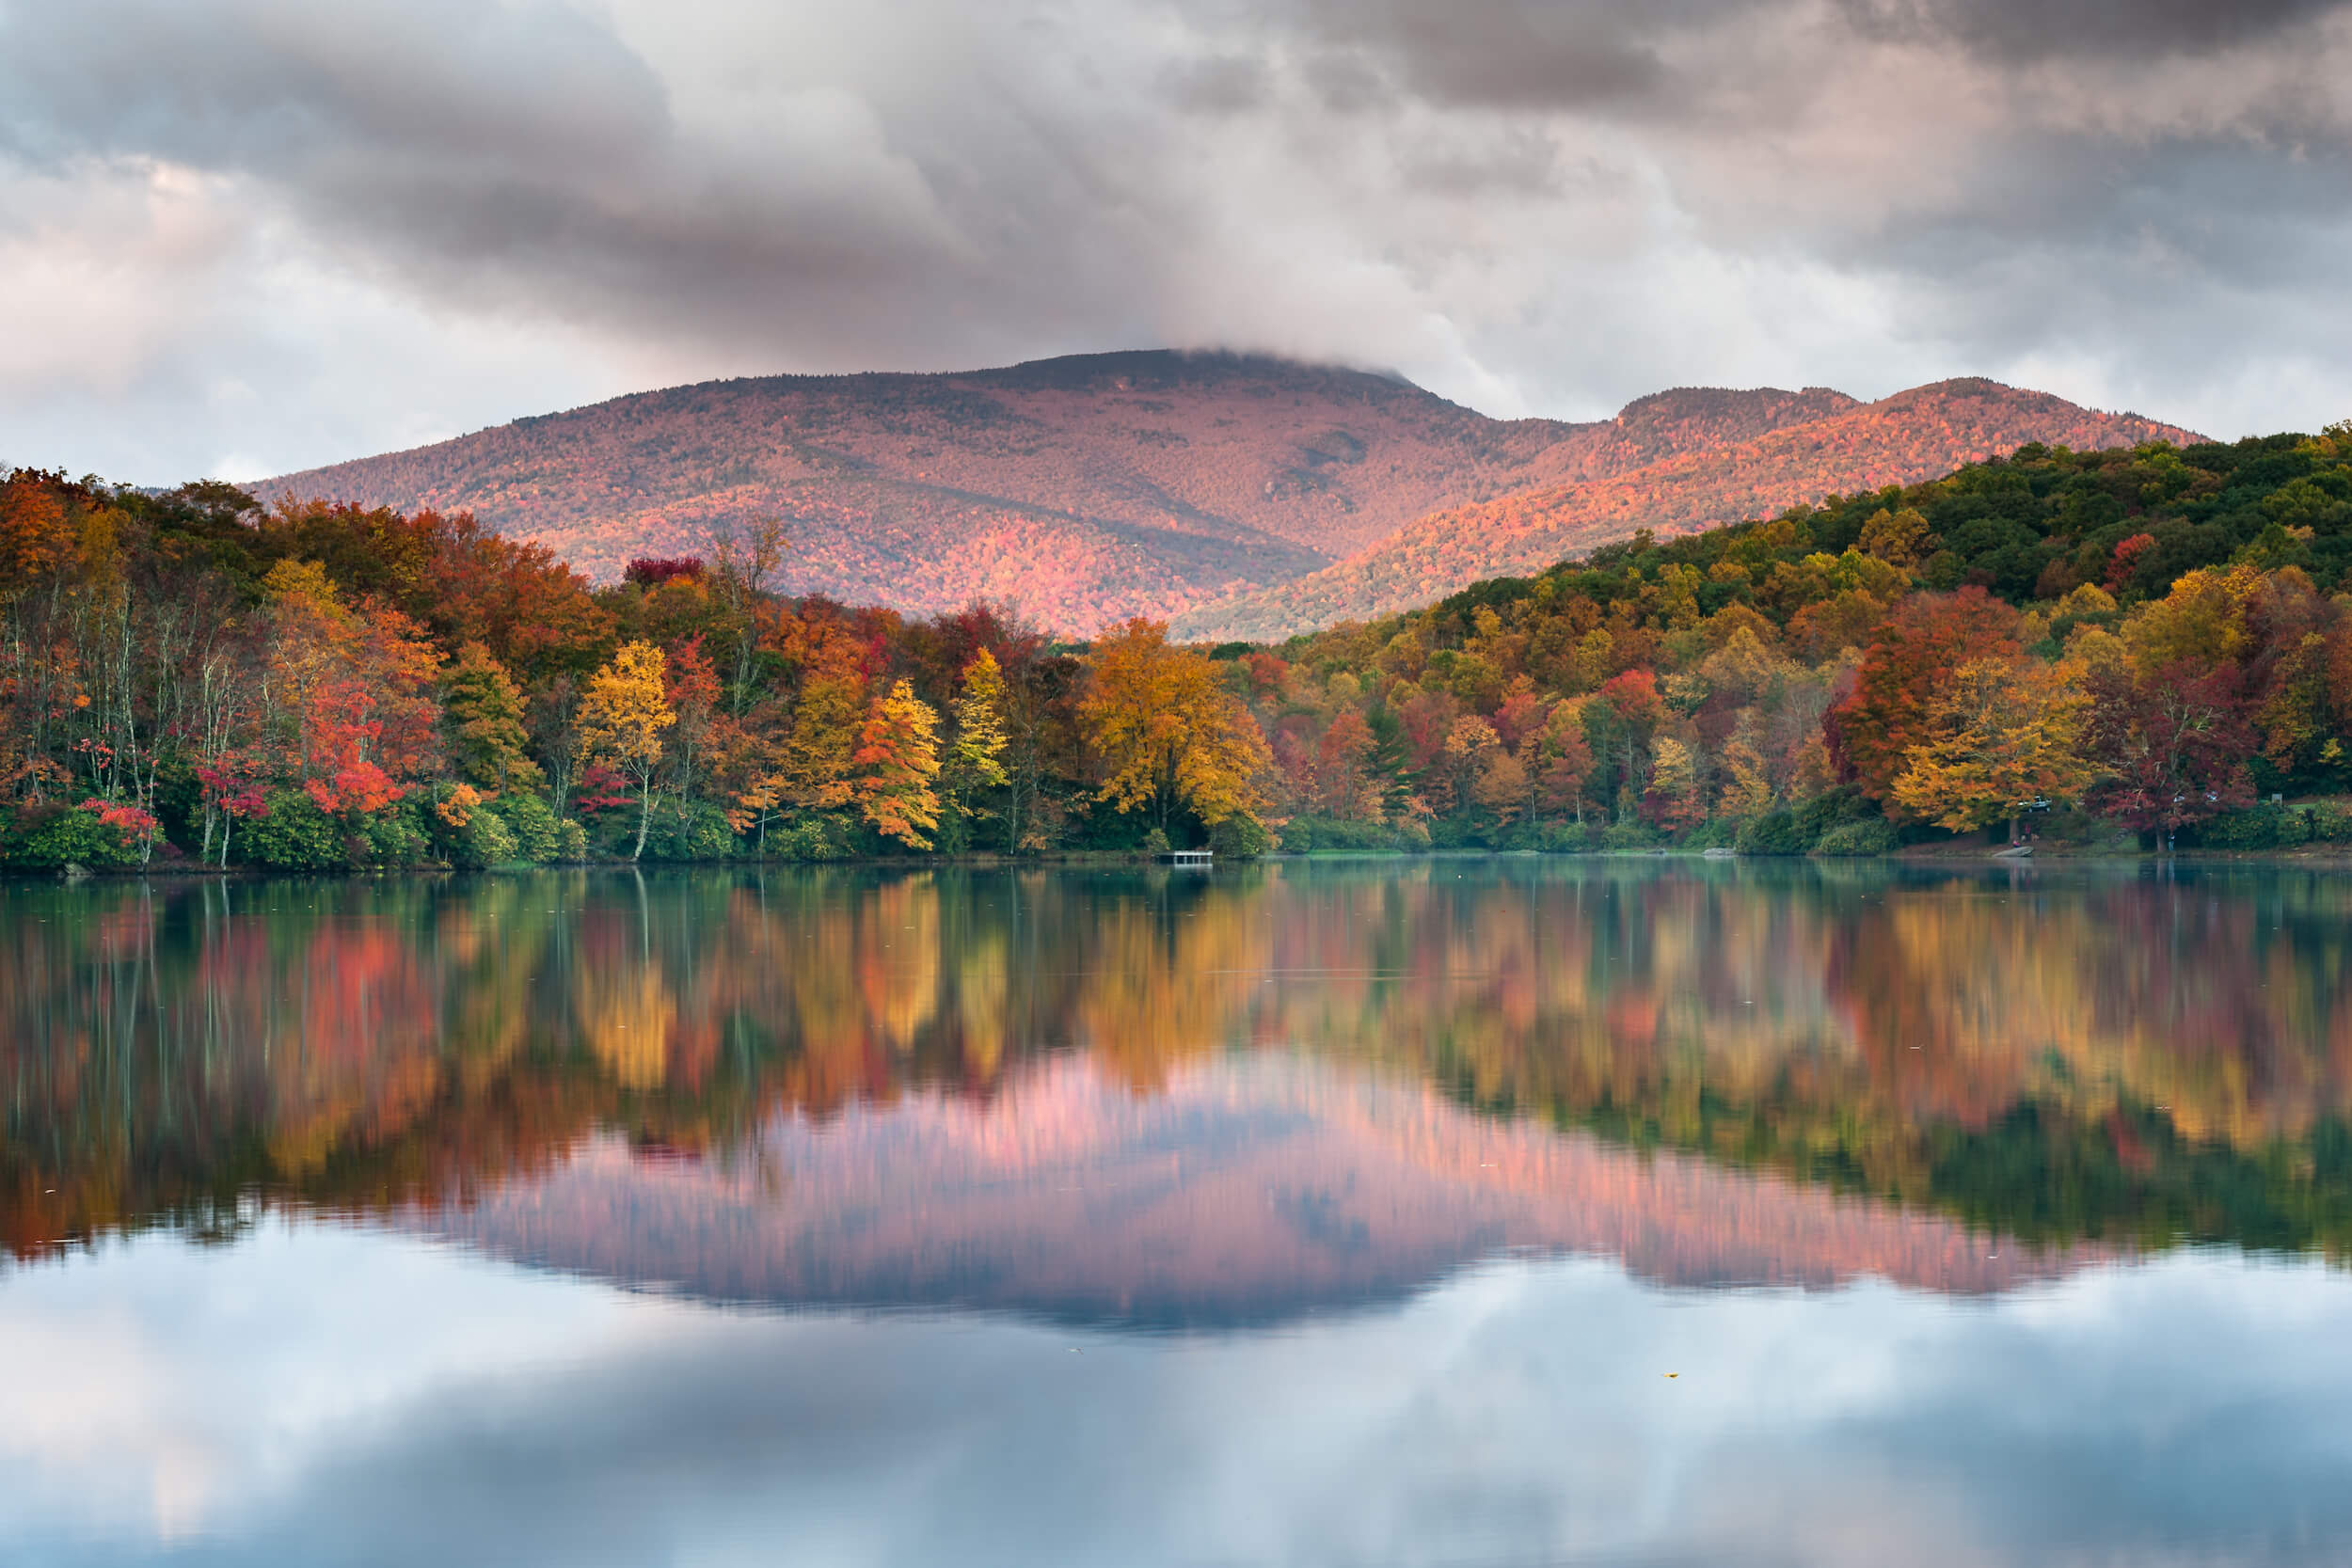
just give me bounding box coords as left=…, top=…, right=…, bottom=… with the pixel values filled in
left=265, top=353, right=2198, bottom=636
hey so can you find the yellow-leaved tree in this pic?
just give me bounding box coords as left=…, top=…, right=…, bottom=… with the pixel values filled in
left=1080, top=618, right=1268, bottom=842
left=853, top=679, right=944, bottom=849
left=1890, top=656, right=2094, bottom=845
left=939, top=650, right=1011, bottom=851
left=577, top=641, right=675, bottom=861
left=779, top=673, right=863, bottom=816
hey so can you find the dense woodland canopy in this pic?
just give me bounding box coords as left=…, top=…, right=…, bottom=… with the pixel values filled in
left=5, top=421, right=2352, bottom=871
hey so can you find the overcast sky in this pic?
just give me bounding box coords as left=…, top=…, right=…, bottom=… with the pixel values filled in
left=5, top=0, right=2352, bottom=485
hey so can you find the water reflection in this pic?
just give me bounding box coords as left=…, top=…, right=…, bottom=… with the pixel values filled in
left=6, top=862, right=2350, bottom=1314
left=10, top=863, right=2352, bottom=1567
left=10, top=1229, right=2348, bottom=1568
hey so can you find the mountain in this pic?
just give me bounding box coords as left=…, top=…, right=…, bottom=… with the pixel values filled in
left=264, top=355, right=2197, bottom=638
left=428, top=1054, right=2094, bottom=1328
left=1171, top=379, right=2204, bottom=642
left=260, top=353, right=1855, bottom=634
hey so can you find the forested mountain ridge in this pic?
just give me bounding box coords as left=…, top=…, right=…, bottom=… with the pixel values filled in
left=264, top=352, right=1589, bottom=631
left=262, top=354, right=1876, bottom=634
left=1174, top=379, right=2202, bottom=641
left=7, top=422, right=2352, bottom=884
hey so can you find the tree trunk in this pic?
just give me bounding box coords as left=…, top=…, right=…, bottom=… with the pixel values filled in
left=632, top=782, right=657, bottom=861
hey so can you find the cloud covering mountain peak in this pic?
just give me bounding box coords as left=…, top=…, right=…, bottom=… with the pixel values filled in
left=4, top=0, right=2348, bottom=483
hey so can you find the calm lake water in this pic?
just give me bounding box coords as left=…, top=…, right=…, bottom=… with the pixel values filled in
left=5, top=860, right=2351, bottom=1566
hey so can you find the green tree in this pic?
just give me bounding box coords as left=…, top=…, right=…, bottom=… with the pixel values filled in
left=442, top=641, right=544, bottom=795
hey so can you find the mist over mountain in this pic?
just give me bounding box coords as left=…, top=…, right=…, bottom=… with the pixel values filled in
left=265, top=352, right=2195, bottom=637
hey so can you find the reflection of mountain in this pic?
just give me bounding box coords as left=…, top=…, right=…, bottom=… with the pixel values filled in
left=429, top=1055, right=2095, bottom=1326
left=5, top=864, right=2351, bottom=1293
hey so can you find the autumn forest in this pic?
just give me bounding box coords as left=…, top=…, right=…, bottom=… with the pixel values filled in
left=7, top=421, right=2352, bottom=873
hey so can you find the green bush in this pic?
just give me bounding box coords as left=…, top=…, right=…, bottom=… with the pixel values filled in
left=361, top=801, right=433, bottom=866
left=2201, top=803, right=2311, bottom=850
left=1209, top=813, right=1272, bottom=859
left=1736, top=810, right=1807, bottom=856
left=2303, top=800, right=2352, bottom=843
left=452, top=804, right=520, bottom=867
left=1537, top=820, right=1590, bottom=853
left=1489, top=819, right=1552, bottom=851
left=242, top=790, right=347, bottom=870
left=768, top=816, right=847, bottom=863
left=552, top=817, right=590, bottom=862
left=1425, top=816, right=1483, bottom=849
left=644, top=800, right=739, bottom=862
left=583, top=807, right=639, bottom=859
left=1598, top=821, right=1660, bottom=851
left=1793, top=786, right=1876, bottom=844
left=4, top=804, right=139, bottom=869
left=488, top=794, right=563, bottom=863
left=1813, top=818, right=1899, bottom=857
left=1679, top=816, right=1740, bottom=850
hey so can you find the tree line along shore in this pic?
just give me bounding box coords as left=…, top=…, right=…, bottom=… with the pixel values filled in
left=5, top=421, right=2352, bottom=873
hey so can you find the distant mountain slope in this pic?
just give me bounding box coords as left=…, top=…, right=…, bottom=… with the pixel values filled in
left=1172, top=380, right=2203, bottom=642
left=261, top=353, right=1856, bottom=634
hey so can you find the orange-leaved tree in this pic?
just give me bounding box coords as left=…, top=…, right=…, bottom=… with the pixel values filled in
left=577, top=641, right=675, bottom=861
left=262, top=560, right=442, bottom=815
left=0, top=469, right=75, bottom=586
left=660, top=634, right=722, bottom=833
left=1079, top=618, right=1268, bottom=840
left=1830, top=587, right=2022, bottom=803
left=852, top=679, right=942, bottom=849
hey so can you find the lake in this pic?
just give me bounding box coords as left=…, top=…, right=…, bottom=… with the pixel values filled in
left=4, top=860, right=2350, bottom=1566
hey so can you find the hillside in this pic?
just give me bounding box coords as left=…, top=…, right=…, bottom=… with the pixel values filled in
left=262, top=353, right=1854, bottom=633
left=1172, top=379, right=2203, bottom=641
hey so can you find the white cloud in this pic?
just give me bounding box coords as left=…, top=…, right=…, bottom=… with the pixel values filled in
left=4, top=0, right=2352, bottom=484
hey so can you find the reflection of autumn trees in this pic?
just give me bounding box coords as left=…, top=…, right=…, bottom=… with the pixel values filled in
left=7, top=865, right=2352, bottom=1264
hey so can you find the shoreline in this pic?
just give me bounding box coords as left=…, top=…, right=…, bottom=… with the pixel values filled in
left=18, top=844, right=2352, bottom=881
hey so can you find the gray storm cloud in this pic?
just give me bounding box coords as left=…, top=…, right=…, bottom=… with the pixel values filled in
left=2, top=0, right=2349, bottom=483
